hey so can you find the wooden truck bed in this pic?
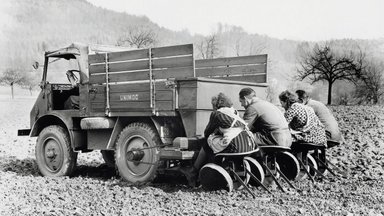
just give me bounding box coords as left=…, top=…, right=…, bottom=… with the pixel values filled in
left=87, top=44, right=268, bottom=119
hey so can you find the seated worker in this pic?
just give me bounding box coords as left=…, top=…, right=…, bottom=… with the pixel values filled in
left=296, top=90, right=344, bottom=146
left=279, top=90, right=326, bottom=146
left=63, top=70, right=80, bottom=109
left=239, top=88, right=292, bottom=147
left=180, top=92, right=258, bottom=187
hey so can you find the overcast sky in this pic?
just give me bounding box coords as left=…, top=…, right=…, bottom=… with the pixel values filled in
left=87, top=0, right=384, bottom=41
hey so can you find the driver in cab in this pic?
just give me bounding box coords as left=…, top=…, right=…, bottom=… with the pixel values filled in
left=63, top=70, right=80, bottom=109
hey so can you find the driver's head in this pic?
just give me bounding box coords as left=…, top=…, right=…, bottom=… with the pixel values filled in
left=66, top=70, right=78, bottom=88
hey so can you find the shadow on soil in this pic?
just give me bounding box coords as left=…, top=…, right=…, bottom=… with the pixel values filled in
left=0, top=156, right=39, bottom=176
left=0, top=156, right=115, bottom=179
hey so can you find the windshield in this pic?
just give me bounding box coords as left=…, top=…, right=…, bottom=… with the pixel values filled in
left=46, top=57, right=79, bottom=84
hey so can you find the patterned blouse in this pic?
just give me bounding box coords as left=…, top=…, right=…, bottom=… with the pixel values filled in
left=204, top=109, right=256, bottom=153
left=284, top=103, right=327, bottom=145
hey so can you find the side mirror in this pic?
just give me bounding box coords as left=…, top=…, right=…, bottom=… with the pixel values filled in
left=32, top=61, right=39, bottom=70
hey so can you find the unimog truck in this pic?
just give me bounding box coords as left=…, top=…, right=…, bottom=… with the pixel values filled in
left=18, top=43, right=268, bottom=184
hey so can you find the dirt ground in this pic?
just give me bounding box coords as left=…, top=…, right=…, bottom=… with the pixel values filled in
left=0, top=97, right=383, bottom=216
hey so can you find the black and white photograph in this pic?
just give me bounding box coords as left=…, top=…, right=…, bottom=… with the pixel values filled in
left=0, top=0, right=383, bottom=215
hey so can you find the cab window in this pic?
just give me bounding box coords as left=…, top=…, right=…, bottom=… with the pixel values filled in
left=46, top=57, right=79, bottom=84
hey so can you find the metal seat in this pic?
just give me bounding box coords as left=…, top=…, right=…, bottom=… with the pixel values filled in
left=258, top=145, right=291, bottom=154
left=310, top=141, right=341, bottom=177
left=290, top=142, right=330, bottom=182
left=290, top=142, right=325, bottom=152
left=199, top=149, right=270, bottom=197
left=215, top=148, right=260, bottom=159
left=258, top=145, right=298, bottom=193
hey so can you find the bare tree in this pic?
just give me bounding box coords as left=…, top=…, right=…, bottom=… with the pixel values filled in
left=296, top=44, right=363, bottom=105
left=21, top=71, right=41, bottom=96
left=249, top=39, right=266, bottom=55
left=234, top=37, right=242, bottom=57
left=0, top=68, right=26, bottom=99
left=354, top=59, right=384, bottom=104
left=117, top=25, right=158, bottom=48
left=196, top=33, right=220, bottom=59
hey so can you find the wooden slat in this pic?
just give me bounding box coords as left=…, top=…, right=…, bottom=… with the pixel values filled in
left=89, top=60, right=149, bottom=74
left=92, top=101, right=149, bottom=110
left=108, top=49, right=149, bottom=62
left=91, top=91, right=173, bottom=103
left=152, top=56, right=193, bottom=69
left=151, top=44, right=193, bottom=58
left=89, top=53, right=105, bottom=64
left=89, top=74, right=106, bottom=84
left=110, top=83, right=150, bottom=92
left=91, top=101, right=173, bottom=111
left=109, top=71, right=150, bottom=82
left=90, top=71, right=150, bottom=83
left=89, top=64, right=106, bottom=74
left=212, top=74, right=267, bottom=83
left=109, top=60, right=149, bottom=73
left=112, top=101, right=173, bottom=110
left=195, top=54, right=267, bottom=68
left=153, top=67, right=194, bottom=79
left=110, top=82, right=170, bottom=91
left=89, top=81, right=172, bottom=91
left=196, top=64, right=266, bottom=77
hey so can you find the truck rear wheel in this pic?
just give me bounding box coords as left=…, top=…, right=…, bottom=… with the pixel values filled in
left=115, top=122, right=160, bottom=184
left=35, top=125, right=77, bottom=177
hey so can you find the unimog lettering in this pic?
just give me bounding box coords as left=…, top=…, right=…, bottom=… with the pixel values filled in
left=120, top=94, right=139, bottom=101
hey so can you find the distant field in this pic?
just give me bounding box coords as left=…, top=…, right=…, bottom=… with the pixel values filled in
left=0, top=86, right=39, bottom=100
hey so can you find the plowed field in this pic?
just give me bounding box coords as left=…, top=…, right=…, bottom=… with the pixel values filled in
left=1, top=98, right=383, bottom=215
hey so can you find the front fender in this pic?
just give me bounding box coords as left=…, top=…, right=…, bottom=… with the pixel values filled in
left=30, top=111, right=85, bottom=150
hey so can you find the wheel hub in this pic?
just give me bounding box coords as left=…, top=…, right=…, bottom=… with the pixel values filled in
left=125, top=136, right=153, bottom=176
left=126, top=149, right=145, bottom=162
left=46, top=148, right=56, bottom=159
left=43, top=138, right=63, bottom=172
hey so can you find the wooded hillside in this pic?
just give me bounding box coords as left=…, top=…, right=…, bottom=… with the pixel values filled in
left=1, top=0, right=384, bottom=103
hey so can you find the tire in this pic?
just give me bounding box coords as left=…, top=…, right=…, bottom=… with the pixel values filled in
left=307, top=154, right=318, bottom=177
left=276, top=151, right=300, bottom=180
left=235, top=160, right=251, bottom=190
left=101, top=150, right=115, bottom=168
left=115, top=122, right=160, bottom=184
left=263, top=162, right=280, bottom=186
left=311, top=152, right=329, bottom=176
left=297, top=154, right=318, bottom=181
left=199, top=163, right=234, bottom=192
left=244, top=156, right=265, bottom=186
left=35, top=125, right=77, bottom=177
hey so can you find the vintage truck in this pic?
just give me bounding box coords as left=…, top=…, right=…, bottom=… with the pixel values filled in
left=18, top=43, right=268, bottom=184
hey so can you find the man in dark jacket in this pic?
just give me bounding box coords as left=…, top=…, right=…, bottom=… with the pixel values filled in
left=296, top=90, right=344, bottom=147
left=239, top=88, right=292, bottom=147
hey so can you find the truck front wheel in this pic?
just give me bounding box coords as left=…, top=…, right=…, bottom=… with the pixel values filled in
left=115, top=122, right=160, bottom=184
left=35, top=125, right=77, bottom=177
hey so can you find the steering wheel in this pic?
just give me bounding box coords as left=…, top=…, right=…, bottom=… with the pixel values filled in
left=66, top=70, right=80, bottom=87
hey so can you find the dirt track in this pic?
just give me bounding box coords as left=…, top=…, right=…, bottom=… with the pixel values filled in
left=0, top=98, right=383, bottom=215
